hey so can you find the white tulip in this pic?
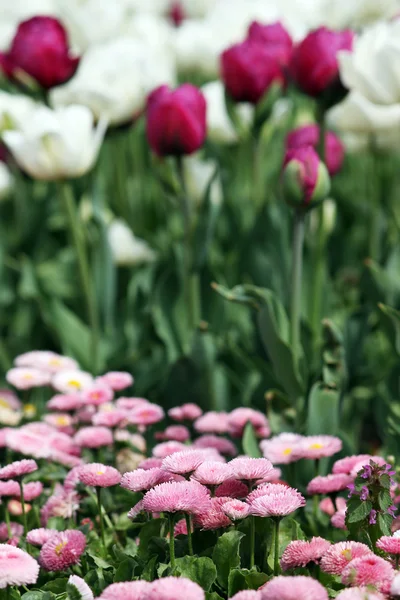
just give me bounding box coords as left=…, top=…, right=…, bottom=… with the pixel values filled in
left=202, top=81, right=253, bottom=144
left=184, top=154, right=222, bottom=207
left=50, top=37, right=176, bottom=126
left=108, top=219, right=157, bottom=267
left=3, top=104, right=107, bottom=180
left=0, top=92, right=39, bottom=132
left=122, top=13, right=175, bottom=53
left=0, top=0, right=58, bottom=49
left=0, top=162, right=12, bottom=201
left=180, top=0, right=218, bottom=18
left=123, top=0, right=170, bottom=15
left=316, top=0, right=400, bottom=29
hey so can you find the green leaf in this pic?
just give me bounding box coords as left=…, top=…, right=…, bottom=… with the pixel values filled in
left=114, top=558, right=136, bottom=582
left=307, top=383, right=340, bottom=435
left=42, top=579, right=68, bottom=594
left=242, top=422, right=262, bottom=458
left=212, top=530, right=245, bottom=590
left=377, top=512, right=393, bottom=536
left=378, top=489, right=392, bottom=511
left=141, top=555, right=158, bottom=582
left=347, top=500, right=372, bottom=524
left=228, top=568, right=248, bottom=598
left=138, top=518, right=166, bottom=559
left=21, top=593, right=43, bottom=600
left=245, top=571, right=269, bottom=590
left=379, top=303, right=400, bottom=355
left=175, top=556, right=217, bottom=592
left=205, top=594, right=224, bottom=600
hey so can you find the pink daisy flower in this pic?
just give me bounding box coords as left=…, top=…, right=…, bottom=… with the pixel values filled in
left=52, top=370, right=93, bottom=393
left=227, top=407, right=270, bottom=438
left=6, top=367, right=51, bottom=390
left=97, top=371, right=133, bottom=391
left=392, top=573, right=400, bottom=597
left=92, top=410, right=128, bottom=428
left=44, top=413, right=75, bottom=432
left=336, top=588, right=385, bottom=600
left=341, top=555, right=394, bottom=592
left=78, top=463, right=121, bottom=488
left=332, top=455, right=376, bottom=475
left=75, top=405, right=96, bottom=423
left=319, top=497, right=335, bottom=516
left=128, top=403, right=165, bottom=426
left=307, top=473, right=353, bottom=495
left=0, top=390, right=21, bottom=411
left=229, top=457, right=274, bottom=484
left=331, top=509, right=347, bottom=529
left=139, top=458, right=163, bottom=470
left=192, top=461, right=233, bottom=486
left=376, top=533, right=400, bottom=554
left=0, top=459, right=38, bottom=479
left=259, top=575, right=328, bottom=600
left=68, top=575, right=94, bottom=600
left=127, top=500, right=144, bottom=520
left=15, top=351, right=78, bottom=372
left=0, top=522, right=23, bottom=542
left=152, top=441, right=188, bottom=458
left=74, top=426, right=113, bottom=448
left=248, top=483, right=306, bottom=518
left=39, top=529, right=86, bottom=571
left=193, top=435, right=237, bottom=456
left=162, top=450, right=206, bottom=475
left=320, top=541, right=372, bottom=575
left=168, top=403, right=203, bottom=422
left=156, top=425, right=190, bottom=443
left=215, top=478, right=249, bottom=499
left=230, top=592, right=261, bottom=600
left=0, top=544, right=40, bottom=588
left=47, top=393, right=83, bottom=412
left=142, top=480, right=211, bottom=515
left=49, top=450, right=83, bottom=469
left=195, top=496, right=232, bottom=530
left=147, top=576, right=205, bottom=600
left=221, top=499, right=250, bottom=520
left=96, top=581, right=151, bottom=600
left=0, top=480, right=20, bottom=496
left=81, top=384, right=114, bottom=406
left=194, top=411, right=231, bottom=434
left=295, top=435, right=342, bottom=460
left=247, top=482, right=290, bottom=503
left=121, top=468, right=173, bottom=492
left=116, top=397, right=150, bottom=410
left=174, top=518, right=189, bottom=536
left=23, top=481, right=43, bottom=501
left=40, top=486, right=80, bottom=525
left=350, top=457, right=387, bottom=478
left=280, top=537, right=331, bottom=570
left=26, top=528, right=58, bottom=547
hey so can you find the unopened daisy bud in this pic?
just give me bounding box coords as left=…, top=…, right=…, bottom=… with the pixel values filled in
left=282, top=147, right=330, bottom=210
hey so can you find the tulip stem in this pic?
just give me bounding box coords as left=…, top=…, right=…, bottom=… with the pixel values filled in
left=252, top=135, right=263, bottom=210
left=60, top=182, right=100, bottom=374
left=290, top=210, right=305, bottom=366
left=176, top=157, right=200, bottom=335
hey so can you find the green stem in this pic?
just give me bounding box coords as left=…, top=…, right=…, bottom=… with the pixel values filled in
left=252, top=135, right=263, bottom=210
left=176, top=157, right=200, bottom=334
left=60, top=181, right=100, bottom=374
left=4, top=503, right=11, bottom=539
left=290, top=210, right=305, bottom=363
left=168, top=513, right=176, bottom=569
left=273, top=518, right=281, bottom=575
left=96, top=487, right=106, bottom=551
left=368, top=150, right=381, bottom=262
left=185, top=514, right=193, bottom=556
left=18, top=481, right=27, bottom=536
left=250, top=515, right=255, bottom=569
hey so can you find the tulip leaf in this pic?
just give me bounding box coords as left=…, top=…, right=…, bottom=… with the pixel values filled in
left=307, top=382, right=340, bottom=436
left=242, top=422, right=262, bottom=458
left=379, top=303, right=400, bottom=356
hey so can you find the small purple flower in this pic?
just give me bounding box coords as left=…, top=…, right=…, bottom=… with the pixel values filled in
left=369, top=509, right=377, bottom=525
left=360, top=486, right=369, bottom=501
left=361, top=464, right=372, bottom=479
left=347, top=483, right=356, bottom=498
left=388, top=505, right=397, bottom=517
left=384, top=464, right=396, bottom=476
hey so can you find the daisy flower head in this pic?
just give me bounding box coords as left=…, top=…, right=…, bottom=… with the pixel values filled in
left=215, top=478, right=249, bottom=499
left=152, top=441, right=188, bottom=458
left=307, top=473, right=353, bottom=495
left=142, top=480, right=211, bottom=515
left=333, top=455, right=375, bottom=475
left=127, top=403, right=165, bottom=426
left=319, top=497, right=335, bottom=516
left=116, top=397, right=150, bottom=411
left=44, top=413, right=75, bottom=432
left=40, top=486, right=80, bottom=525
left=221, top=499, right=250, bottom=520
left=121, top=468, right=173, bottom=492
left=295, top=435, right=342, bottom=460
left=0, top=390, right=20, bottom=411
left=162, top=449, right=206, bottom=475
left=81, top=384, right=114, bottom=406
left=193, top=434, right=237, bottom=456
left=230, top=592, right=261, bottom=600
left=78, top=463, right=121, bottom=488
left=263, top=434, right=295, bottom=463
left=47, top=393, right=83, bottom=412
left=0, top=459, right=38, bottom=479
left=23, top=481, right=44, bottom=501
left=376, top=534, right=400, bottom=554
left=15, top=351, right=78, bottom=372
left=320, top=541, right=372, bottom=575
left=350, top=456, right=387, bottom=478
left=194, top=496, right=232, bottom=530
left=147, top=576, right=205, bottom=600
left=39, top=529, right=86, bottom=571
left=6, top=367, right=51, bottom=390
left=280, top=537, right=331, bottom=571
left=97, top=371, right=133, bottom=391
left=127, top=500, right=144, bottom=520
left=335, top=588, right=385, bottom=600
left=192, top=461, right=233, bottom=486
left=156, top=425, right=190, bottom=443
left=341, top=554, right=394, bottom=592
left=259, top=575, right=328, bottom=600
left=227, top=407, right=270, bottom=438
left=92, top=409, right=127, bottom=428
left=229, top=457, right=273, bottom=483
left=96, top=581, right=151, bottom=600
left=26, top=528, right=58, bottom=547
left=392, top=573, right=400, bottom=597
left=67, top=575, right=94, bottom=600
left=248, top=483, right=306, bottom=518
left=139, top=457, right=163, bottom=470
left=194, top=411, right=231, bottom=434
left=0, top=544, right=40, bottom=588
left=168, top=403, right=203, bottom=422
left=74, top=426, right=113, bottom=448
left=52, top=370, right=93, bottom=394
left=0, top=522, right=23, bottom=542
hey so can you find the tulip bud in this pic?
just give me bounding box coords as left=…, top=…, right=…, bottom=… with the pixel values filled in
left=169, top=1, right=185, bottom=27
left=282, top=147, right=330, bottom=209
left=221, top=39, right=284, bottom=105
left=286, top=124, right=344, bottom=176
left=4, top=17, right=79, bottom=89
left=290, top=27, right=354, bottom=101
left=146, top=84, right=207, bottom=156
left=247, top=21, right=293, bottom=67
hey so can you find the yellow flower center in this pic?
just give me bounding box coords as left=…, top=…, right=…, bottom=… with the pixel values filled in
left=23, top=374, right=33, bottom=380
left=56, top=416, right=69, bottom=426
left=310, top=443, right=323, bottom=449
left=96, top=471, right=105, bottom=476
left=55, top=540, right=67, bottom=555
left=0, top=398, right=10, bottom=409
left=68, top=380, right=82, bottom=389
left=49, top=358, right=62, bottom=366
left=341, top=549, right=352, bottom=561
left=283, top=448, right=293, bottom=455
left=91, top=392, right=100, bottom=400
left=23, top=404, right=36, bottom=416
